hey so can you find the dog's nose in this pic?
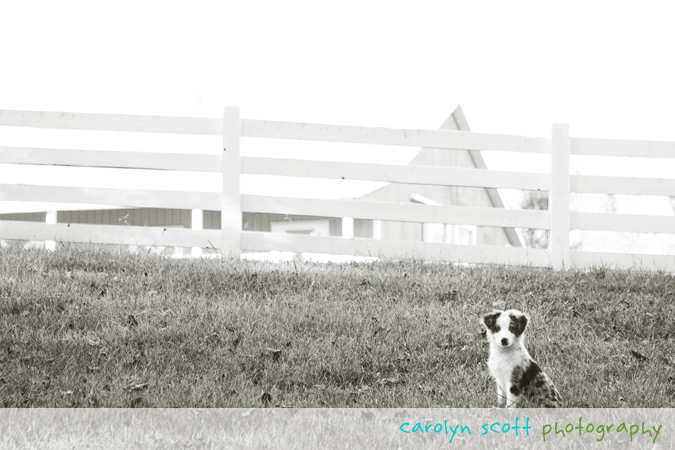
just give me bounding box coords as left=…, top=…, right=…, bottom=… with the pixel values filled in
left=501, top=338, right=509, bottom=346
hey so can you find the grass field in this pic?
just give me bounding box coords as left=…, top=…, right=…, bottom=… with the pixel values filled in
left=1, top=246, right=674, bottom=408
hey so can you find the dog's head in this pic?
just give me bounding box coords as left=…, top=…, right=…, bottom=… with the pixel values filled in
left=482, top=309, right=529, bottom=349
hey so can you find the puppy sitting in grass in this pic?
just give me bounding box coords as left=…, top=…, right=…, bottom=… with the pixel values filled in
left=482, top=309, right=561, bottom=408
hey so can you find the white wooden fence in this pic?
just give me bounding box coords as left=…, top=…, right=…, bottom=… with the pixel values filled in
left=1, top=107, right=675, bottom=271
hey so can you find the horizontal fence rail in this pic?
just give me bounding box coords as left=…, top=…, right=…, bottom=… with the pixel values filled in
left=242, top=157, right=550, bottom=191
left=2, top=107, right=675, bottom=271
left=571, top=212, right=675, bottom=234
left=571, top=137, right=675, bottom=158
left=242, top=119, right=550, bottom=153
left=241, top=231, right=552, bottom=267
left=242, top=195, right=550, bottom=229
left=0, top=109, right=222, bottom=135
left=2, top=220, right=220, bottom=249
left=570, top=174, right=675, bottom=196
left=0, top=184, right=220, bottom=211
left=0, top=147, right=220, bottom=172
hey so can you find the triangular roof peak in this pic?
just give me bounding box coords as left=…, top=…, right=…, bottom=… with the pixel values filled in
left=358, top=104, right=523, bottom=247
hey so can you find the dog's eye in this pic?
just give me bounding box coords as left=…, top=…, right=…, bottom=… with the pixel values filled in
left=494, top=325, right=500, bottom=332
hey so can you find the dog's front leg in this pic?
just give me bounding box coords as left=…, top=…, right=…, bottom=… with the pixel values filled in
left=505, top=388, right=520, bottom=408
left=496, top=384, right=507, bottom=408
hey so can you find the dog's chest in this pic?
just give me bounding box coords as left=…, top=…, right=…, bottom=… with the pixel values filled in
left=487, top=349, right=528, bottom=387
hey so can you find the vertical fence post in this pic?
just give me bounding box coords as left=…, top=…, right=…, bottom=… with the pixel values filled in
left=342, top=217, right=354, bottom=238
left=191, top=209, right=203, bottom=257
left=45, top=210, right=57, bottom=251
left=222, top=107, right=242, bottom=257
left=372, top=220, right=382, bottom=240
left=549, top=123, right=571, bottom=270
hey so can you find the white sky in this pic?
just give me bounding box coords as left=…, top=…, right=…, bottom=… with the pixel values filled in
left=2, top=1, right=675, bottom=216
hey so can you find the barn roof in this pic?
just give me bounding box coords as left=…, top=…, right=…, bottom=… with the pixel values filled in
left=352, top=105, right=523, bottom=247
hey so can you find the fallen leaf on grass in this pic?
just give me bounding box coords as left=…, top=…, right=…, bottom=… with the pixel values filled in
left=437, top=290, right=458, bottom=303
left=232, top=335, right=242, bottom=349
left=267, top=348, right=281, bottom=362
left=129, top=383, right=148, bottom=392
left=127, top=315, right=138, bottom=327
left=630, top=350, right=648, bottom=361
left=418, top=384, right=435, bottom=394
left=377, top=377, right=402, bottom=386
left=372, top=326, right=387, bottom=337
left=348, top=385, right=370, bottom=396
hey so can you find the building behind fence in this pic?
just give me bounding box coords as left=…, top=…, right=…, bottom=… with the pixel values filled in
left=1, top=107, right=675, bottom=271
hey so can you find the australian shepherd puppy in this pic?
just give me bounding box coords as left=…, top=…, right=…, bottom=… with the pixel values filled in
left=482, top=309, right=561, bottom=408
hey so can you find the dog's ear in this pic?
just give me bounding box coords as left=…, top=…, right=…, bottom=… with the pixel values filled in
left=511, top=312, right=529, bottom=336
left=482, top=311, right=500, bottom=332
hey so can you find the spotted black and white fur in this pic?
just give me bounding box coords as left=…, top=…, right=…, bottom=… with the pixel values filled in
left=482, top=309, right=561, bottom=408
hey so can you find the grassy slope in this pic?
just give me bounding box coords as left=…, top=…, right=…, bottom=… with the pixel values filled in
left=1, top=246, right=674, bottom=408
